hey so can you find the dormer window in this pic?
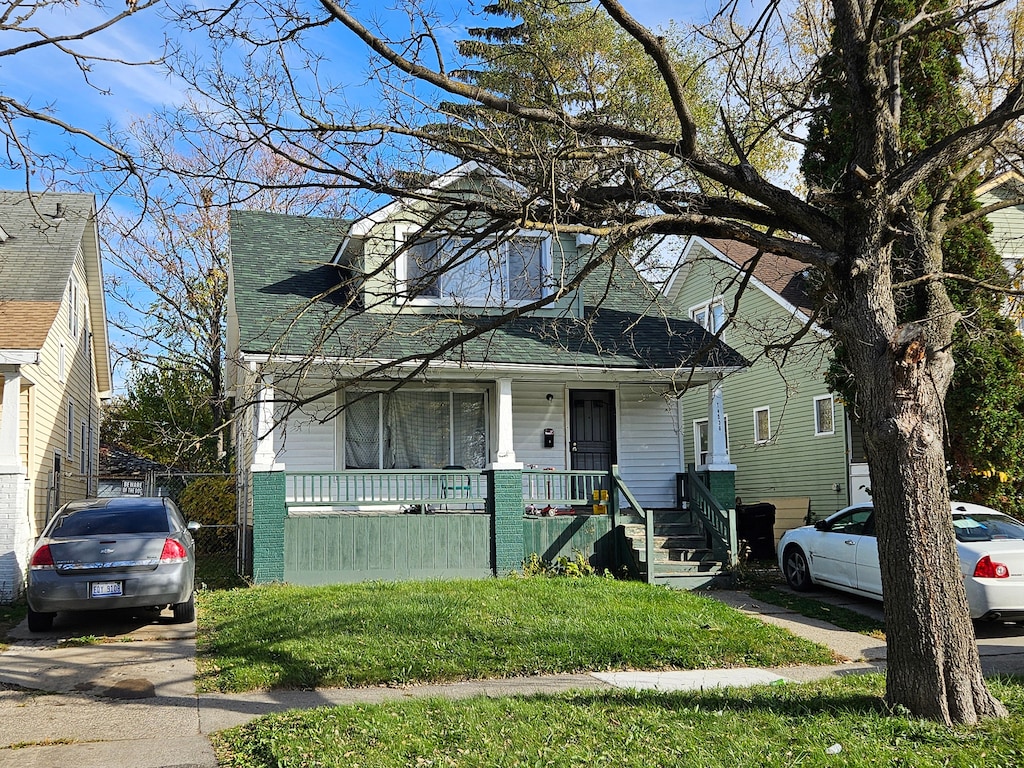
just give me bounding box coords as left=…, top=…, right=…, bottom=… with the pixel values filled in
left=396, top=225, right=550, bottom=305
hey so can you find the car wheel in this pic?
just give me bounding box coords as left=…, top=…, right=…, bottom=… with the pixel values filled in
left=27, top=609, right=55, bottom=632
left=783, top=546, right=813, bottom=592
left=172, top=591, right=195, bottom=623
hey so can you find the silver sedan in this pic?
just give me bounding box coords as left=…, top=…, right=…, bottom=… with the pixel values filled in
left=26, top=497, right=199, bottom=632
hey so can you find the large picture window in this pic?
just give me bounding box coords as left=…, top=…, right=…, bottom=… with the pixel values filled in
left=344, top=389, right=488, bottom=469
left=399, top=227, right=549, bottom=304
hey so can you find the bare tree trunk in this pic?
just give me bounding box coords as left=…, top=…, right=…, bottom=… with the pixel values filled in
left=833, top=230, right=1008, bottom=725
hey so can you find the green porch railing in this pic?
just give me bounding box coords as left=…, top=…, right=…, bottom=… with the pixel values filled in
left=687, top=466, right=738, bottom=566
left=285, top=470, right=487, bottom=509
left=522, top=469, right=609, bottom=507
left=610, top=464, right=654, bottom=584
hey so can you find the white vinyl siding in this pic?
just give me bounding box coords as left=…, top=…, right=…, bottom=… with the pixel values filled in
left=274, top=388, right=336, bottom=472
left=616, top=385, right=682, bottom=508
left=512, top=384, right=567, bottom=471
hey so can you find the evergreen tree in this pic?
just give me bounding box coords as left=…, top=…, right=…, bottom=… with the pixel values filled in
left=803, top=4, right=1024, bottom=512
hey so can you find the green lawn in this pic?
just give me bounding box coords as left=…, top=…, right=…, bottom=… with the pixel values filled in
left=196, top=578, right=836, bottom=692
left=212, top=675, right=1024, bottom=768
left=749, top=587, right=887, bottom=639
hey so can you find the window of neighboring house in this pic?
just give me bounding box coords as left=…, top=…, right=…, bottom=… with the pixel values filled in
left=80, top=422, right=87, bottom=473
left=67, top=402, right=74, bottom=461
left=753, top=406, right=771, bottom=444
left=397, top=226, right=550, bottom=305
left=67, top=277, right=79, bottom=338
left=690, top=297, right=726, bottom=334
left=814, top=394, right=835, bottom=436
left=58, top=341, right=66, bottom=383
left=693, top=416, right=729, bottom=465
left=344, top=389, right=488, bottom=469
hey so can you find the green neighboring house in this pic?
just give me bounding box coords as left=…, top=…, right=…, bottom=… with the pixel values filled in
left=227, top=164, right=747, bottom=585
left=663, top=237, right=868, bottom=538
left=978, top=172, right=1024, bottom=332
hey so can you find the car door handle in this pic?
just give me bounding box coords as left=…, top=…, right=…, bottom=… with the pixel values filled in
left=844, top=539, right=856, bottom=545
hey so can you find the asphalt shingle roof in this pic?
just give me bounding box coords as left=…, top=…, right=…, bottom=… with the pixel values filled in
left=229, top=209, right=746, bottom=371
left=0, top=191, right=93, bottom=302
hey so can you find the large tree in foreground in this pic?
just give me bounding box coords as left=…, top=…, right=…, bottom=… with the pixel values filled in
left=176, top=0, right=1024, bottom=723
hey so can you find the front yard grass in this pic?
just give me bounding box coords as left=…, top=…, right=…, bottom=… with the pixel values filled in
left=212, top=675, right=1024, bottom=768
left=196, top=578, right=836, bottom=692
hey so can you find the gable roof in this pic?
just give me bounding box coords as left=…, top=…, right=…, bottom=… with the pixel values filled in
left=700, top=238, right=816, bottom=316
left=0, top=191, right=112, bottom=392
left=229, top=210, right=747, bottom=374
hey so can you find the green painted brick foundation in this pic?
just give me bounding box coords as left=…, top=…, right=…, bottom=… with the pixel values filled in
left=489, top=467, right=524, bottom=574
left=705, top=470, right=736, bottom=512
left=252, top=470, right=287, bottom=583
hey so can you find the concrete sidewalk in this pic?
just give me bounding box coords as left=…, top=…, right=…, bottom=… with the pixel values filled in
left=0, top=590, right=922, bottom=768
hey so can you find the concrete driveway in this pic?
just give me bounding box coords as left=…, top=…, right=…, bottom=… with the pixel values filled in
left=0, top=609, right=215, bottom=768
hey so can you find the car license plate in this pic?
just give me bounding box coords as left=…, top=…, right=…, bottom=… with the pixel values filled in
left=91, top=581, right=123, bottom=598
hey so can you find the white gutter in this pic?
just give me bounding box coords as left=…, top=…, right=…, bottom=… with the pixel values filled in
left=237, top=351, right=743, bottom=380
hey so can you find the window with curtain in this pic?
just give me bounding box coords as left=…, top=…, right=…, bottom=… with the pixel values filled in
left=345, top=389, right=488, bottom=468
left=402, top=231, right=548, bottom=304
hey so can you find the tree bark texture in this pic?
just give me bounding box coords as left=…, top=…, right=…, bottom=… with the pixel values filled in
left=832, top=233, right=1008, bottom=725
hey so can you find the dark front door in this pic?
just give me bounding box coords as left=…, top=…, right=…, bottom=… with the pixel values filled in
left=569, top=390, right=616, bottom=474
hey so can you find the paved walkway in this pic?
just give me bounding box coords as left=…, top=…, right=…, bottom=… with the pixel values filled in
left=0, top=588, right=1007, bottom=768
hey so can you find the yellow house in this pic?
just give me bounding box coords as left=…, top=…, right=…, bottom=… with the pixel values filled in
left=0, top=192, right=111, bottom=602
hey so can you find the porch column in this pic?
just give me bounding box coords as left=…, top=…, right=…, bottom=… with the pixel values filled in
left=0, top=367, right=24, bottom=473
left=251, top=373, right=284, bottom=472
left=250, top=371, right=287, bottom=584
left=704, top=376, right=737, bottom=511
left=0, top=367, right=28, bottom=602
left=488, top=377, right=524, bottom=574
left=494, top=377, right=517, bottom=467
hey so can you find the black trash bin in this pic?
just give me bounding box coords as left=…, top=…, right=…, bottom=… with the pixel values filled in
left=736, top=502, right=776, bottom=559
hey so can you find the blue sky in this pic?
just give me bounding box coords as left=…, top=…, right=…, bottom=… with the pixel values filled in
left=0, top=0, right=730, bottom=390
left=0, top=0, right=722, bottom=192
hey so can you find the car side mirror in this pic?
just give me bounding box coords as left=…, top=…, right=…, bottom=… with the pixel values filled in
left=814, top=519, right=831, bottom=532
left=187, top=521, right=202, bottom=532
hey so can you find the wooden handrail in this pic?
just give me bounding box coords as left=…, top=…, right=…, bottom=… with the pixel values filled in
left=611, top=464, right=654, bottom=584
left=687, top=466, right=738, bottom=566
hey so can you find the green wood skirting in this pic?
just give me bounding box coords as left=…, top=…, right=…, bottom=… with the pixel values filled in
left=521, top=514, right=616, bottom=570
left=280, top=512, right=618, bottom=584
left=284, top=513, right=493, bottom=584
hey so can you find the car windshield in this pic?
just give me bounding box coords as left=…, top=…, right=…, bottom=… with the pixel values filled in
left=48, top=506, right=171, bottom=538
left=952, top=513, right=1024, bottom=543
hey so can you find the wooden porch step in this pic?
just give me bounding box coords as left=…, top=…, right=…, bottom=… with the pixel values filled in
left=633, top=546, right=715, bottom=564
left=619, top=513, right=728, bottom=588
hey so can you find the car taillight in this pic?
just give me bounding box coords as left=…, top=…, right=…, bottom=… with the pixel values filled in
left=974, top=555, right=1010, bottom=579
left=29, top=545, right=54, bottom=569
left=160, top=539, right=188, bottom=563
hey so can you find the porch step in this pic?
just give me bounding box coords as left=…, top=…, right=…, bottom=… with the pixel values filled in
left=619, top=512, right=728, bottom=587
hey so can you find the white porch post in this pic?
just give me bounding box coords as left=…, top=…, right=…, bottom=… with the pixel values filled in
left=705, top=375, right=736, bottom=471
left=250, top=373, right=284, bottom=472
left=490, top=377, right=521, bottom=470
left=0, top=366, right=28, bottom=602
left=0, top=367, right=25, bottom=474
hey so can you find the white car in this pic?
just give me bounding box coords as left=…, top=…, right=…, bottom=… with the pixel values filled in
left=777, top=501, right=1024, bottom=621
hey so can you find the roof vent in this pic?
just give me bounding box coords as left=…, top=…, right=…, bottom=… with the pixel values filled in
left=53, top=202, right=65, bottom=221
left=0, top=225, right=8, bottom=243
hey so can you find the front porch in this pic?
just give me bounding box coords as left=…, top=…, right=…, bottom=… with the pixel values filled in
left=246, top=466, right=739, bottom=587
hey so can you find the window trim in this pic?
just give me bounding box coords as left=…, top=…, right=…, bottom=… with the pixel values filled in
left=67, top=276, right=79, bottom=339
left=814, top=394, right=835, bottom=436
left=67, top=401, right=75, bottom=461
left=688, top=296, right=726, bottom=334
left=342, top=386, right=491, bottom=469
left=57, top=341, right=66, bottom=383
left=394, top=223, right=553, bottom=307
left=693, top=415, right=729, bottom=466
left=753, top=406, right=771, bottom=444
